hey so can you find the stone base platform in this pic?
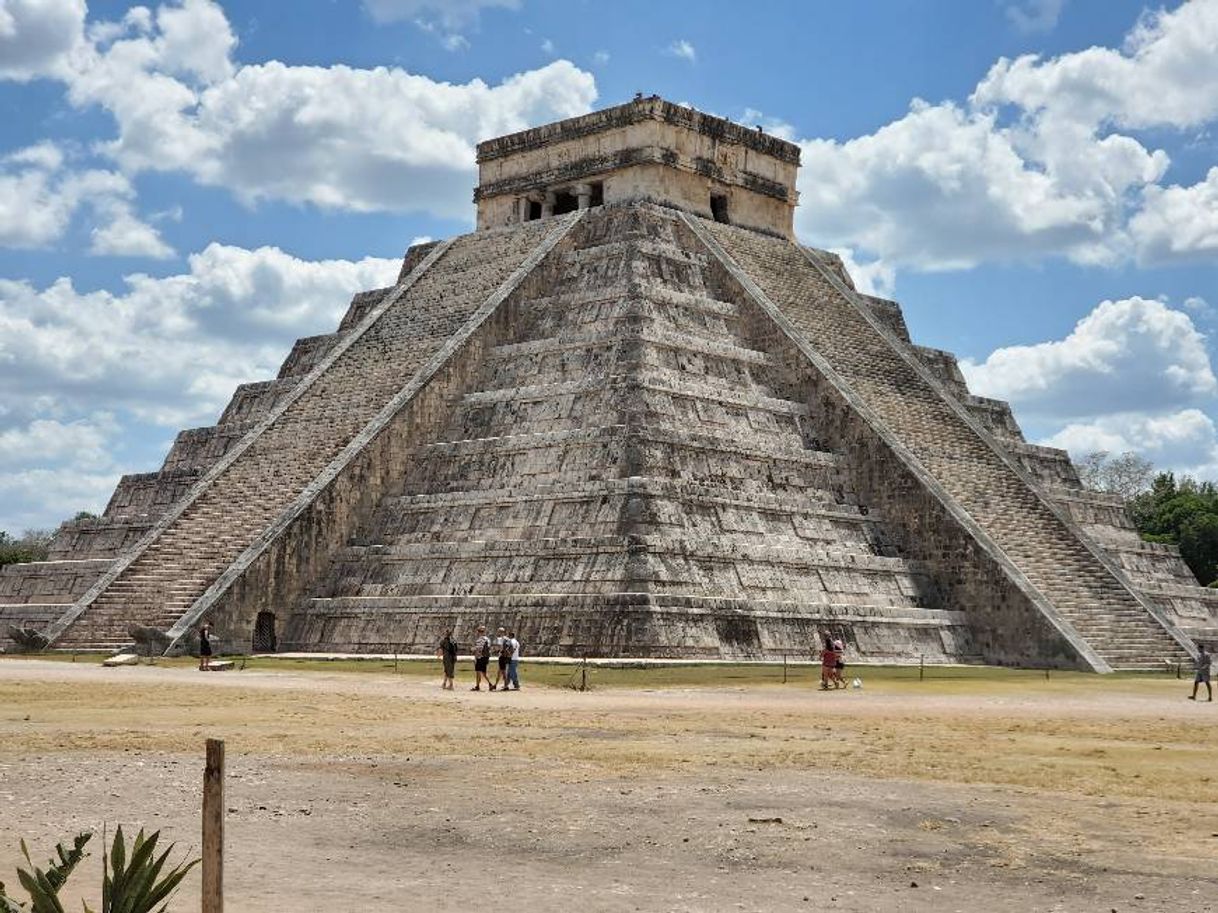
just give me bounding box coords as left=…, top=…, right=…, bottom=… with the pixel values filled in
left=281, top=593, right=971, bottom=662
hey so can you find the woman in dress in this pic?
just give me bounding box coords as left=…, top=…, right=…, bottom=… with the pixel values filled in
left=437, top=629, right=458, bottom=690
left=198, top=621, right=213, bottom=672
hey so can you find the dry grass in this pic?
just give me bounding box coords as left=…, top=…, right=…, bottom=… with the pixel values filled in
left=1, top=658, right=1214, bottom=911
left=1, top=658, right=1210, bottom=806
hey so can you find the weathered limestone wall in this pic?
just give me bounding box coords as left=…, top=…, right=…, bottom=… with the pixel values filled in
left=0, top=559, right=112, bottom=604
left=1047, top=486, right=1218, bottom=643
left=694, top=212, right=1202, bottom=670
left=687, top=223, right=1084, bottom=667
left=476, top=97, right=799, bottom=238
left=286, top=205, right=973, bottom=662
left=211, top=223, right=584, bottom=652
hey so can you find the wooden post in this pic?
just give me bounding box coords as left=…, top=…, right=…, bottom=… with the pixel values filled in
left=202, top=738, right=224, bottom=913
left=919, top=655, right=924, bottom=682
left=782, top=653, right=788, bottom=684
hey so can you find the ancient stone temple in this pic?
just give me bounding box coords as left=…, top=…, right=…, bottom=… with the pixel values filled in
left=2, top=97, right=1213, bottom=670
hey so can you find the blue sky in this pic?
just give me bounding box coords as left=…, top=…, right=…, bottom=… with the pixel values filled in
left=1, top=0, right=1216, bottom=533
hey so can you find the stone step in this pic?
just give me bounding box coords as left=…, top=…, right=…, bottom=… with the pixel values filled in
left=55, top=219, right=568, bottom=648
left=700, top=216, right=1194, bottom=668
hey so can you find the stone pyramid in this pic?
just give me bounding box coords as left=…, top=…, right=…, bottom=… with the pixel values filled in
left=3, top=97, right=1213, bottom=670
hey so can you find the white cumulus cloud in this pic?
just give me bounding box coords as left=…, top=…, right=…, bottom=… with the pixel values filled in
left=0, top=141, right=171, bottom=255
left=0, top=243, right=400, bottom=428
left=795, top=0, right=1218, bottom=272
left=0, top=243, right=402, bottom=530
left=961, top=296, right=1217, bottom=423
left=0, top=0, right=86, bottom=81
left=1044, top=408, right=1218, bottom=479
left=0, top=0, right=597, bottom=222
left=0, top=0, right=594, bottom=221
left=1129, top=166, right=1218, bottom=264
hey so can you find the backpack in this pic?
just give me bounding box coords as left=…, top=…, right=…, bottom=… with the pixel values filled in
left=499, top=639, right=513, bottom=659
left=479, top=638, right=491, bottom=660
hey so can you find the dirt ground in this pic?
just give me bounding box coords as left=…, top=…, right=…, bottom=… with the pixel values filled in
left=0, top=658, right=1214, bottom=912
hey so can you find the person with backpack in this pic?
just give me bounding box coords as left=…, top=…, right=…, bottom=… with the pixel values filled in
left=492, top=626, right=511, bottom=691
left=471, top=625, right=492, bottom=691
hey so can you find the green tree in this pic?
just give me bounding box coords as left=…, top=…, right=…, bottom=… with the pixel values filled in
left=1127, top=472, right=1218, bottom=585
left=0, top=530, right=53, bottom=569
left=1179, top=513, right=1218, bottom=587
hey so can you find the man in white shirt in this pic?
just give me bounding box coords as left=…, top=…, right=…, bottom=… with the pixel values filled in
left=507, top=630, right=521, bottom=690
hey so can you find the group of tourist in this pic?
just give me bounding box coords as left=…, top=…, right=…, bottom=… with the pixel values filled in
left=437, top=625, right=521, bottom=691
left=818, top=630, right=847, bottom=690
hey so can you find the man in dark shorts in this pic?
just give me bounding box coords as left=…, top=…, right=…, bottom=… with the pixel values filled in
left=1190, top=643, right=1212, bottom=702
left=471, top=625, right=491, bottom=691
left=492, top=626, right=510, bottom=691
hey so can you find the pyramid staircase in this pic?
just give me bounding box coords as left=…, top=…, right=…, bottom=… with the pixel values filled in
left=45, top=216, right=580, bottom=651
left=687, top=213, right=1197, bottom=671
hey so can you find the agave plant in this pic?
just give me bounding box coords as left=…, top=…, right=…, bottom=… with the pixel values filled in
left=90, top=827, right=198, bottom=913
left=1, top=828, right=197, bottom=913
left=0, top=832, right=91, bottom=913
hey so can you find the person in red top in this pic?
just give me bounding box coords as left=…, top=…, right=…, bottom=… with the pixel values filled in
left=819, top=631, right=837, bottom=691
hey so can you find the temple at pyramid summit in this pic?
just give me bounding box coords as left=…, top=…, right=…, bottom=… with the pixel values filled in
left=3, top=96, right=1215, bottom=670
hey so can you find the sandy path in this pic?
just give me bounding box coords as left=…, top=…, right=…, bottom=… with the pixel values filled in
left=0, top=660, right=1215, bottom=912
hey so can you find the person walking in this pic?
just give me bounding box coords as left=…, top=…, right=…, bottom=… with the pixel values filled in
left=1189, top=643, right=1212, bottom=702
left=471, top=626, right=492, bottom=691
left=437, top=629, right=458, bottom=690
left=818, top=632, right=836, bottom=691
left=198, top=621, right=213, bottom=672
left=506, top=630, right=521, bottom=691
left=492, top=626, right=510, bottom=691
left=831, top=638, right=847, bottom=689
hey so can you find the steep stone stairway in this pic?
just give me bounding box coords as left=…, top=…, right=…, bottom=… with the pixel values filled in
left=691, top=214, right=1195, bottom=670
left=294, top=206, right=967, bottom=658
left=47, top=218, right=569, bottom=651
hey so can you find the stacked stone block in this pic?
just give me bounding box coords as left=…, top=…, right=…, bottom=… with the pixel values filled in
left=289, top=206, right=969, bottom=659
left=694, top=214, right=1195, bottom=669
left=39, top=221, right=562, bottom=650
left=3, top=201, right=1211, bottom=667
